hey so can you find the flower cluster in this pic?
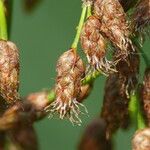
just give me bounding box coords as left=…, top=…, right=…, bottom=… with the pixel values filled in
left=0, top=40, right=20, bottom=104
left=45, top=49, right=87, bottom=125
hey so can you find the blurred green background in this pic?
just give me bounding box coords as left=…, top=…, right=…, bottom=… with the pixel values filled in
left=10, top=0, right=150, bottom=150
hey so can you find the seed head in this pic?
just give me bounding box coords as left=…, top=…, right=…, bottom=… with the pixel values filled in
left=132, top=128, right=150, bottom=150
left=80, top=15, right=116, bottom=75
left=132, top=0, right=150, bottom=37
left=114, top=49, right=140, bottom=94
left=78, top=118, right=112, bottom=150
left=0, top=40, right=20, bottom=104
left=9, top=125, right=38, bottom=150
left=94, top=0, right=133, bottom=57
left=45, top=49, right=87, bottom=125
left=26, top=91, right=50, bottom=111
left=101, top=73, right=129, bottom=138
left=101, top=50, right=139, bottom=138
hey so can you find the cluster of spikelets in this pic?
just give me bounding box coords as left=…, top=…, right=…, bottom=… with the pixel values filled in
left=44, top=0, right=150, bottom=130
left=81, top=0, right=134, bottom=75
left=45, top=49, right=88, bottom=125
left=0, top=0, right=150, bottom=149
left=0, top=40, right=20, bottom=104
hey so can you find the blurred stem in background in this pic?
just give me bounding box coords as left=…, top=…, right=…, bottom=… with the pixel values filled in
left=0, top=0, right=8, bottom=40
left=129, top=91, right=146, bottom=130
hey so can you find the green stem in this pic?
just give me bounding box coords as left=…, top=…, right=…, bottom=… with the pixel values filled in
left=87, top=5, right=92, bottom=18
left=71, top=5, right=87, bottom=49
left=47, top=89, right=55, bottom=103
left=0, top=0, right=8, bottom=40
left=129, top=91, right=138, bottom=126
left=137, top=111, right=146, bottom=129
left=129, top=90, right=146, bottom=129
left=137, top=93, right=146, bottom=129
left=82, top=70, right=101, bottom=85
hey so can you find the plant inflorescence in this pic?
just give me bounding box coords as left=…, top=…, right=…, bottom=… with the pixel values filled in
left=0, top=0, right=149, bottom=149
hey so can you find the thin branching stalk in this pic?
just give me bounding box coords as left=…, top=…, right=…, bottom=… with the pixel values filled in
left=0, top=0, right=7, bottom=40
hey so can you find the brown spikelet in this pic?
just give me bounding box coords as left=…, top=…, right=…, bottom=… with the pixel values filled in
left=132, top=128, right=150, bottom=150
left=141, top=68, right=150, bottom=126
left=80, top=15, right=116, bottom=75
left=26, top=91, right=50, bottom=111
left=114, top=49, right=140, bottom=94
left=0, top=102, right=22, bottom=130
left=101, top=74, right=129, bottom=138
left=8, top=125, right=38, bottom=150
left=132, top=0, right=150, bottom=36
left=45, top=49, right=87, bottom=125
left=94, top=0, right=133, bottom=57
left=78, top=118, right=112, bottom=150
left=101, top=50, right=140, bottom=138
left=0, top=40, right=20, bottom=104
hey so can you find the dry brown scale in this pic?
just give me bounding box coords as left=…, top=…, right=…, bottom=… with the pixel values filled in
left=45, top=49, right=87, bottom=125
left=78, top=118, right=112, bottom=150
left=132, top=128, right=150, bottom=150
left=101, top=73, right=129, bottom=138
left=80, top=15, right=117, bottom=75
left=141, top=68, right=150, bottom=126
left=8, top=125, right=38, bottom=150
left=101, top=50, right=140, bottom=138
left=94, top=0, right=134, bottom=58
left=26, top=91, right=50, bottom=111
left=132, top=0, right=150, bottom=37
left=0, top=40, right=20, bottom=104
left=114, top=49, right=140, bottom=96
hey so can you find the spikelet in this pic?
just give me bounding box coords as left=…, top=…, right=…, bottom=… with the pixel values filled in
left=78, top=118, right=112, bottom=150
left=9, top=125, right=38, bottom=150
left=141, top=68, right=150, bottom=126
left=132, top=0, right=150, bottom=37
left=80, top=15, right=116, bottom=75
left=132, top=128, right=150, bottom=150
left=101, top=74, right=129, bottom=138
left=0, top=40, right=20, bottom=104
left=94, top=0, right=133, bottom=57
left=101, top=50, right=139, bottom=138
left=114, top=49, right=140, bottom=94
left=45, top=49, right=87, bottom=125
left=26, top=91, right=50, bottom=111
